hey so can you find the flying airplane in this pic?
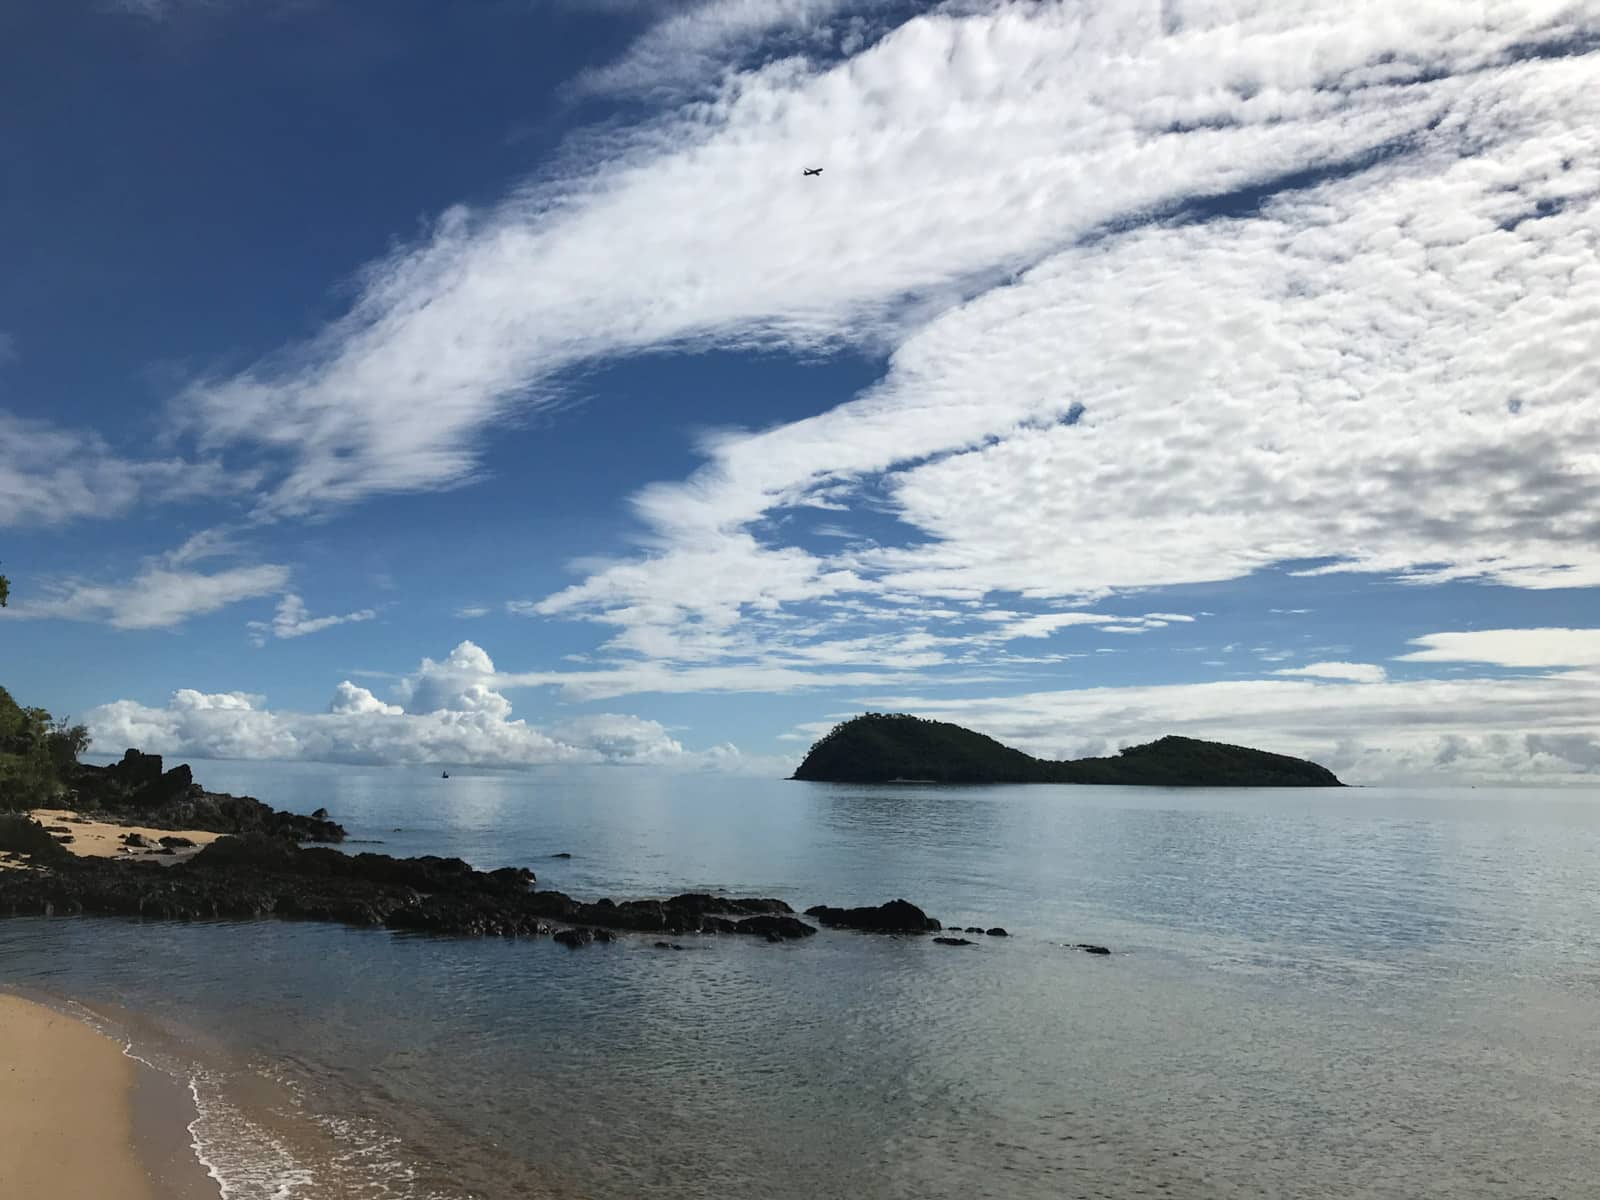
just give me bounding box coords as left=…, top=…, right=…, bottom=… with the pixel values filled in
left=802, top=167, right=823, bottom=176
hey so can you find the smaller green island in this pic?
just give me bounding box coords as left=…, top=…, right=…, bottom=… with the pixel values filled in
left=792, top=713, right=1342, bottom=787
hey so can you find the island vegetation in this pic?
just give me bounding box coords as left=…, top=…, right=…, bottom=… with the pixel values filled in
left=0, top=685, right=90, bottom=812
left=791, top=713, right=1342, bottom=786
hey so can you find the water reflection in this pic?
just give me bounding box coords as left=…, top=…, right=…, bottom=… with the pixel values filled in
left=11, top=766, right=1599, bottom=1197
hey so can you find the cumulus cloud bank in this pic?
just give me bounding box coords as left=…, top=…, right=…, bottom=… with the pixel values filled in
left=84, top=641, right=756, bottom=769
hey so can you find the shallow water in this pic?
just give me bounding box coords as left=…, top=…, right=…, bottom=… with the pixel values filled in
left=4, top=765, right=1600, bottom=1198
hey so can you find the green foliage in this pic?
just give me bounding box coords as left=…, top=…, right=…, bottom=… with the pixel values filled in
left=47, top=718, right=91, bottom=781
left=0, top=685, right=92, bottom=811
left=792, top=713, right=1342, bottom=787
left=0, top=571, right=8, bottom=607
left=793, top=713, right=1053, bottom=784
left=1051, top=734, right=1342, bottom=786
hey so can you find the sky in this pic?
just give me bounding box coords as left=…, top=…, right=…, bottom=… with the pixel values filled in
left=2, top=0, right=1598, bottom=784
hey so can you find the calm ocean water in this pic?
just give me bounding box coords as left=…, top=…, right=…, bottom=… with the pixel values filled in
left=4, top=762, right=1600, bottom=1198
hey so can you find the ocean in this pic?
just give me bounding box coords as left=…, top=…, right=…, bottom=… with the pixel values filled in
left=3, top=762, right=1599, bottom=1198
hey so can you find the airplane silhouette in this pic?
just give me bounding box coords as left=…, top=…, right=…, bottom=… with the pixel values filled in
left=802, top=167, right=823, bottom=176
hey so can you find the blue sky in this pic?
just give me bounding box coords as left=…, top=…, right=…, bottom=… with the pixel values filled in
left=3, top=0, right=1599, bottom=782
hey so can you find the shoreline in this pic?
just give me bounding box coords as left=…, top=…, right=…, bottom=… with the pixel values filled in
left=2, top=980, right=444, bottom=1199
left=0, top=991, right=218, bottom=1200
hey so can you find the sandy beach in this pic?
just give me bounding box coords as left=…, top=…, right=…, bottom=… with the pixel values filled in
left=0, top=993, right=160, bottom=1200
left=27, top=808, right=223, bottom=863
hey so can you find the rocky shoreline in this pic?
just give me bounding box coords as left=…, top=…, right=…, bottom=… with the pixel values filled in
left=67, top=749, right=347, bottom=843
left=0, top=833, right=818, bottom=940
left=0, top=749, right=1096, bottom=952
left=0, top=829, right=995, bottom=946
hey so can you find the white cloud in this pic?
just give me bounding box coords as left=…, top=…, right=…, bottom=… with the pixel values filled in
left=1, top=534, right=288, bottom=630
left=396, top=640, right=512, bottom=718
left=180, top=1, right=1598, bottom=523
left=327, top=681, right=403, bottom=716
left=247, top=593, right=377, bottom=646
left=1396, top=628, right=1600, bottom=669
left=99, top=1, right=1596, bottom=712
left=165, top=528, right=240, bottom=567
left=455, top=605, right=490, bottom=619
left=572, top=0, right=858, bottom=102
left=548, top=712, right=686, bottom=762
left=508, top=587, right=1187, bottom=699
left=4, top=563, right=290, bottom=631
left=501, top=4, right=1600, bottom=696
left=84, top=640, right=769, bottom=769
left=0, top=332, right=15, bottom=365
left=1273, top=661, right=1388, bottom=684
left=0, top=410, right=250, bottom=529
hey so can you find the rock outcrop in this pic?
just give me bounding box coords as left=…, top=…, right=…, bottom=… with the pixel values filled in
left=804, top=898, right=942, bottom=933
left=0, top=832, right=816, bottom=942
left=68, top=750, right=347, bottom=843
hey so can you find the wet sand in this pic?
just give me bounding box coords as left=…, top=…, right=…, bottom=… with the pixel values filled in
left=0, top=992, right=159, bottom=1199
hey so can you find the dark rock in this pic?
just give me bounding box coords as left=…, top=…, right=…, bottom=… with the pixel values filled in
left=159, top=836, right=196, bottom=849
left=43, top=825, right=71, bottom=834
left=985, top=927, right=1009, bottom=937
left=534, top=892, right=799, bottom=936
left=1075, top=943, right=1111, bottom=955
left=804, top=899, right=941, bottom=933
left=486, top=866, right=536, bottom=892
left=113, top=749, right=164, bottom=788
left=52, top=834, right=74, bottom=844
left=550, top=852, right=572, bottom=859
left=70, top=755, right=346, bottom=844
left=311, top=808, right=329, bottom=820
left=734, top=915, right=816, bottom=940
left=932, top=936, right=974, bottom=946
left=154, top=847, right=175, bottom=856
left=0, top=829, right=805, bottom=947
left=653, top=941, right=687, bottom=951
left=121, top=832, right=149, bottom=848
left=554, top=927, right=607, bottom=948
left=665, top=892, right=793, bottom=917
left=142, top=763, right=193, bottom=806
